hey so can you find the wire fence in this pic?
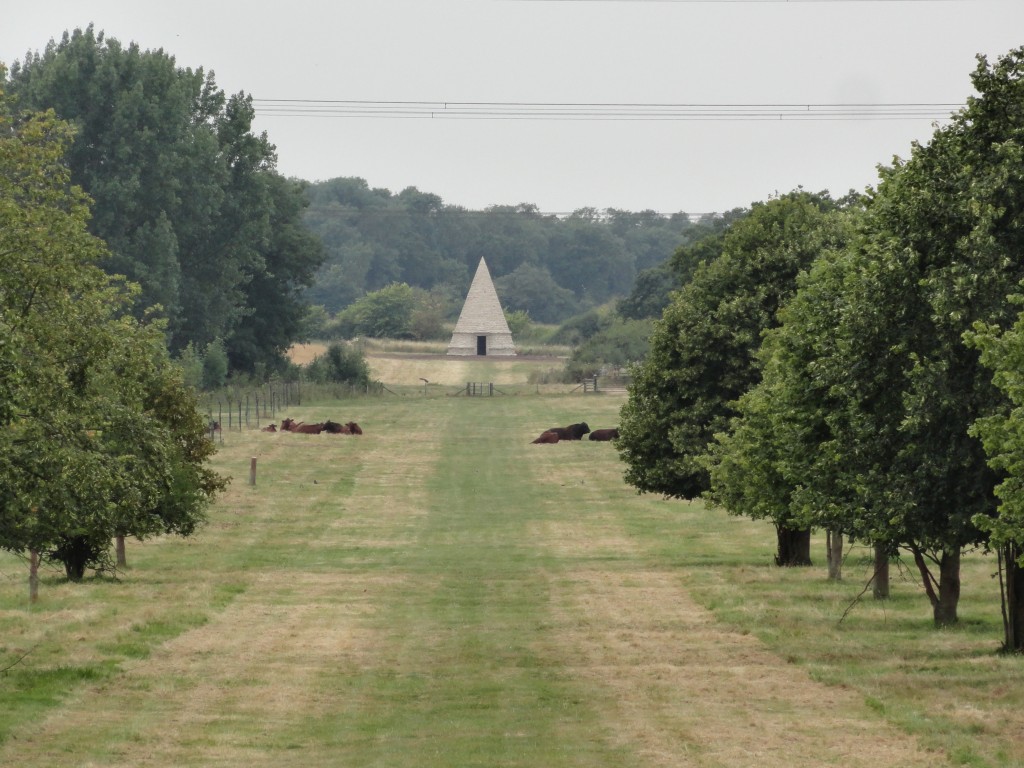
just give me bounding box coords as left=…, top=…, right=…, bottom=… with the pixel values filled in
left=202, top=380, right=388, bottom=433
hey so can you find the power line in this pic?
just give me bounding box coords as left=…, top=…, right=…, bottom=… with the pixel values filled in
left=254, top=99, right=960, bottom=122
left=506, top=1, right=968, bottom=3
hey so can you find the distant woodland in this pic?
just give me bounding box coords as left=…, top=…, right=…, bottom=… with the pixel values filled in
left=303, top=178, right=731, bottom=324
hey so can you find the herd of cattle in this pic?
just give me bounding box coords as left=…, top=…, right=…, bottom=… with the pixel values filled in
left=219, top=416, right=613, bottom=443
left=261, top=417, right=363, bottom=435
left=532, top=421, right=618, bottom=444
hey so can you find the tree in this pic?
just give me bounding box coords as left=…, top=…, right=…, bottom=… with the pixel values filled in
left=709, top=48, right=1024, bottom=629
left=494, top=263, right=578, bottom=324
left=704, top=240, right=873, bottom=575
left=335, top=283, right=416, bottom=339
left=548, top=217, right=632, bottom=304
left=9, top=26, right=322, bottom=375
left=565, top=317, right=653, bottom=381
left=617, top=191, right=852, bottom=545
left=617, top=262, right=676, bottom=321
left=0, top=75, right=226, bottom=582
left=305, top=342, right=374, bottom=387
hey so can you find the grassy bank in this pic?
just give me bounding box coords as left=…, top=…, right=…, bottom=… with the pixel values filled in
left=1, top=375, right=1022, bottom=766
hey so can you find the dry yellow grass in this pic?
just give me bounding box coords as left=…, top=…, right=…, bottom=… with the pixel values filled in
left=286, top=342, right=568, bottom=389
left=539, top=519, right=939, bottom=767
left=5, top=390, right=1016, bottom=766
left=286, top=342, right=327, bottom=365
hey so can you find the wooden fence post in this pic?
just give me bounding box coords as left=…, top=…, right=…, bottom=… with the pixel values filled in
left=249, top=457, right=257, bottom=486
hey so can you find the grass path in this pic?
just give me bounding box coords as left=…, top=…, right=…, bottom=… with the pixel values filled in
left=0, top=395, right=947, bottom=766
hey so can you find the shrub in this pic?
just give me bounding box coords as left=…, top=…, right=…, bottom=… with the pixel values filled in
left=201, top=338, right=229, bottom=390
left=305, top=342, right=374, bottom=386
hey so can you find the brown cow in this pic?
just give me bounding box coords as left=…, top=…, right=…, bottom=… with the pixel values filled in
left=532, top=430, right=560, bottom=444
left=291, top=422, right=325, bottom=434
left=544, top=422, right=590, bottom=440
left=588, top=428, right=619, bottom=441
left=280, top=418, right=297, bottom=431
left=346, top=422, right=363, bottom=435
left=261, top=424, right=278, bottom=433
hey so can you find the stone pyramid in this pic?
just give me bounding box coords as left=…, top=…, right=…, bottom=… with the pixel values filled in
left=447, top=258, right=516, bottom=356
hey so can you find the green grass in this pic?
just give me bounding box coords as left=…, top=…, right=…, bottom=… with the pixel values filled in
left=0, top=388, right=1022, bottom=766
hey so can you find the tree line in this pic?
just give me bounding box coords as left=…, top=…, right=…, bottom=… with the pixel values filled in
left=616, top=48, right=1024, bottom=652
left=303, top=178, right=731, bottom=326
left=6, top=26, right=324, bottom=378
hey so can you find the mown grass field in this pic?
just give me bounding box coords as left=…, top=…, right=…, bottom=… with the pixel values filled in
left=1, top=353, right=1023, bottom=767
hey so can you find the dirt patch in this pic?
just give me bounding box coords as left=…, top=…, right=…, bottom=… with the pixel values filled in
left=539, top=520, right=941, bottom=767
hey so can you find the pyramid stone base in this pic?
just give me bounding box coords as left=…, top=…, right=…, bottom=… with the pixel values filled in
left=447, top=332, right=516, bottom=357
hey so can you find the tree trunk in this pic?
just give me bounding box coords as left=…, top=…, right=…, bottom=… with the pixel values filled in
left=911, top=547, right=960, bottom=627
left=115, top=535, right=126, bottom=568
left=775, top=525, right=812, bottom=567
left=56, top=536, right=92, bottom=582
left=826, top=529, right=843, bottom=581
left=29, top=550, right=39, bottom=604
left=935, top=549, right=961, bottom=627
left=872, top=543, right=890, bottom=600
left=1004, top=542, right=1024, bottom=652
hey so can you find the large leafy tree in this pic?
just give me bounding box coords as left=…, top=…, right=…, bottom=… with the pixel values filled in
left=709, top=48, right=1024, bottom=632
left=705, top=237, right=893, bottom=575
left=814, top=48, right=1024, bottom=629
left=0, top=75, right=226, bottom=582
left=8, top=26, right=322, bottom=374
left=616, top=192, right=854, bottom=561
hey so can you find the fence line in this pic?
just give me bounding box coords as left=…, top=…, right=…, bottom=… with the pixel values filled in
left=203, top=380, right=387, bottom=432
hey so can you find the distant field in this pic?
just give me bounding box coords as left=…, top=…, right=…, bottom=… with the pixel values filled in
left=289, top=341, right=572, bottom=390
left=287, top=341, right=327, bottom=365
left=1, top=390, right=1022, bottom=766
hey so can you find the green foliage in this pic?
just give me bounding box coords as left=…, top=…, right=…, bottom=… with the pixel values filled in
left=8, top=26, right=323, bottom=376
left=504, top=309, right=532, bottom=339
left=616, top=262, right=675, bottom=321
left=201, top=338, right=229, bottom=390
left=175, top=343, right=204, bottom=391
left=966, top=303, right=1024, bottom=549
left=301, top=305, right=332, bottom=340
left=304, top=182, right=709, bottom=325
left=304, top=342, right=374, bottom=387
left=703, top=248, right=857, bottom=534
left=618, top=190, right=854, bottom=500
left=0, top=81, right=226, bottom=579
left=335, top=283, right=416, bottom=339
left=548, top=309, right=607, bottom=346
left=494, top=262, right=579, bottom=323
left=408, top=287, right=450, bottom=341
left=705, top=48, right=1024, bottom=629
left=565, top=318, right=653, bottom=380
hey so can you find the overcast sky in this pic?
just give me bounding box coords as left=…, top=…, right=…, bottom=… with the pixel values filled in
left=3, top=1, right=1023, bottom=215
